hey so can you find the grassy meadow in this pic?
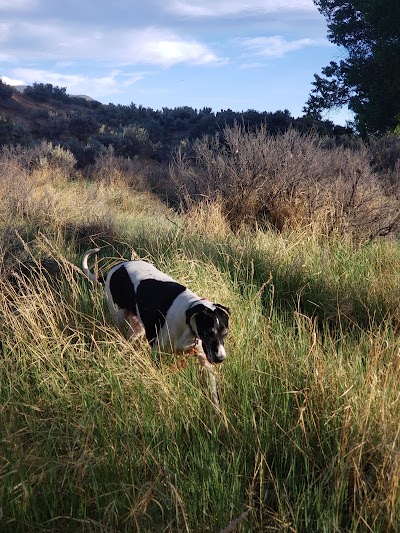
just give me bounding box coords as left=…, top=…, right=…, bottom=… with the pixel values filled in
left=0, top=146, right=399, bottom=532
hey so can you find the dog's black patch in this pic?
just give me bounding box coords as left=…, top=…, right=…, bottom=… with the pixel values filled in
left=109, top=264, right=137, bottom=313
left=136, top=279, right=186, bottom=343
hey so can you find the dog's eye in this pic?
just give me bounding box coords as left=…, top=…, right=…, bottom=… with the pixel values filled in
left=204, top=328, right=218, bottom=338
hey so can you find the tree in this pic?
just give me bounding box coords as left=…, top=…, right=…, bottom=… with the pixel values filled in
left=304, top=0, right=400, bottom=135
left=68, top=113, right=99, bottom=142
left=25, top=83, right=69, bottom=102
left=0, top=79, right=13, bottom=101
left=0, top=117, right=14, bottom=145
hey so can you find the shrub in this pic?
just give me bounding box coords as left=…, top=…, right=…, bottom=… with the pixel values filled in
left=0, top=144, right=119, bottom=239
left=0, top=142, right=77, bottom=228
left=170, top=124, right=400, bottom=238
left=0, top=117, right=15, bottom=146
left=0, top=117, right=32, bottom=147
left=24, top=83, right=69, bottom=102
left=0, top=79, right=13, bottom=100
left=368, top=134, right=400, bottom=198
left=68, top=113, right=100, bottom=142
left=11, top=141, right=77, bottom=183
left=89, top=149, right=147, bottom=190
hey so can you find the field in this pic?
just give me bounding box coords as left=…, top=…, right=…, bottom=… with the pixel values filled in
left=0, top=146, right=399, bottom=532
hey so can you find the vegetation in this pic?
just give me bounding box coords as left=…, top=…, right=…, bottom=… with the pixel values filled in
left=170, top=124, right=400, bottom=236
left=305, top=0, right=400, bottom=135
left=24, top=83, right=70, bottom=102
left=0, top=79, right=13, bottom=100
left=0, top=81, right=352, bottom=168
left=0, top=138, right=399, bottom=531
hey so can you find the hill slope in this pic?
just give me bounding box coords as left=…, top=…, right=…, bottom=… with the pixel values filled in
left=0, top=149, right=399, bottom=531
left=0, top=82, right=352, bottom=161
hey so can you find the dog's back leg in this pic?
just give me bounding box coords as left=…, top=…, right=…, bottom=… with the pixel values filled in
left=105, top=303, right=145, bottom=341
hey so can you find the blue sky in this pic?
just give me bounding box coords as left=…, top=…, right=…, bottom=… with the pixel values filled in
left=0, top=0, right=351, bottom=124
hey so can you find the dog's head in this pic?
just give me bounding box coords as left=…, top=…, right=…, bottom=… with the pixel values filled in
left=186, top=302, right=230, bottom=364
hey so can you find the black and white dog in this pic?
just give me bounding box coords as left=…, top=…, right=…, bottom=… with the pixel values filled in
left=82, top=249, right=230, bottom=366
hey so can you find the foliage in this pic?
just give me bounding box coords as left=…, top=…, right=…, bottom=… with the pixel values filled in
left=0, top=117, right=15, bottom=146
left=0, top=117, right=32, bottom=146
left=170, top=123, right=400, bottom=237
left=68, top=113, right=100, bottom=141
left=395, top=115, right=400, bottom=136
left=0, top=79, right=353, bottom=166
left=305, top=0, right=400, bottom=135
left=24, top=82, right=69, bottom=102
left=0, top=152, right=399, bottom=531
left=0, top=79, right=13, bottom=100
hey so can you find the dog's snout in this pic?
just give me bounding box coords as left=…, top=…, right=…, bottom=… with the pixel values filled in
left=202, top=342, right=226, bottom=364
left=214, top=345, right=226, bottom=363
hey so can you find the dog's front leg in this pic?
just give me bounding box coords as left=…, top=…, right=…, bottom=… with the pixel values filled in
left=126, top=312, right=146, bottom=341
left=197, top=350, right=220, bottom=408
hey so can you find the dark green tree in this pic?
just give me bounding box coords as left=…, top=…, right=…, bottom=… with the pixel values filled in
left=25, top=83, right=69, bottom=102
left=0, top=117, right=14, bottom=145
left=304, top=0, right=400, bottom=135
left=0, top=79, right=13, bottom=101
left=68, top=113, right=99, bottom=142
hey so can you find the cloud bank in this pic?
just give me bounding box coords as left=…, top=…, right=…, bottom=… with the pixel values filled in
left=168, top=0, right=315, bottom=17
left=241, top=35, right=327, bottom=59
left=3, top=22, right=222, bottom=67
left=7, top=68, right=147, bottom=99
left=0, top=0, right=330, bottom=113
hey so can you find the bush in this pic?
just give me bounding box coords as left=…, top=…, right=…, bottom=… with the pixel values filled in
left=24, top=83, right=69, bottom=102
left=368, top=134, right=400, bottom=197
left=0, top=118, right=32, bottom=147
left=0, top=117, right=15, bottom=146
left=0, top=79, right=13, bottom=100
left=32, top=143, right=77, bottom=181
left=0, top=142, right=76, bottom=188
left=170, top=124, right=400, bottom=238
left=89, top=149, right=147, bottom=189
left=68, top=113, right=100, bottom=142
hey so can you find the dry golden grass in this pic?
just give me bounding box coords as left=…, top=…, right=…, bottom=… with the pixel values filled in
left=0, top=145, right=399, bottom=531
left=182, top=198, right=232, bottom=237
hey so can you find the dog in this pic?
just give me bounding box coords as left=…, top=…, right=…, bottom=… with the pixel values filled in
left=82, top=249, right=230, bottom=367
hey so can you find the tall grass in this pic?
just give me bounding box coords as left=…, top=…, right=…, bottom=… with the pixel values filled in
left=0, top=147, right=399, bottom=531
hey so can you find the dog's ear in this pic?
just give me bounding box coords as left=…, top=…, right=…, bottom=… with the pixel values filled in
left=186, top=303, right=207, bottom=337
left=215, top=303, right=231, bottom=317
left=185, top=303, right=206, bottom=325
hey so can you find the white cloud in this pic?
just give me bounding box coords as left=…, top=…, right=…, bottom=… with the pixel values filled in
left=0, top=22, right=11, bottom=41
left=1, top=75, right=26, bottom=86
left=4, top=22, right=223, bottom=67
left=10, top=68, right=146, bottom=99
left=0, top=53, right=13, bottom=62
left=144, top=39, right=211, bottom=65
left=0, top=0, right=36, bottom=9
left=118, top=27, right=223, bottom=66
left=240, top=35, right=327, bottom=58
left=168, top=0, right=316, bottom=17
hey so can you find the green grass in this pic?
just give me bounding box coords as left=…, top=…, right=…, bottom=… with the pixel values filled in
left=0, top=175, right=399, bottom=532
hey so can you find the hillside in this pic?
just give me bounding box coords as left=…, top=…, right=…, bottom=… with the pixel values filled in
left=0, top=81, right=352, bottom=166
left=1, top=89, right=98, bottom=129
left=1, top=81, right=400, bottom=239
left=0, top=146, right=399, bottom=531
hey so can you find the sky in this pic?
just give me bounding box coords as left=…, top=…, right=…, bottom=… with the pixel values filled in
left=0, top=0, right=352, bottom=125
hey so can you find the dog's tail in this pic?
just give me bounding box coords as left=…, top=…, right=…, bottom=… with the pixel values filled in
left=82, top=248, right=102, bottom=283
